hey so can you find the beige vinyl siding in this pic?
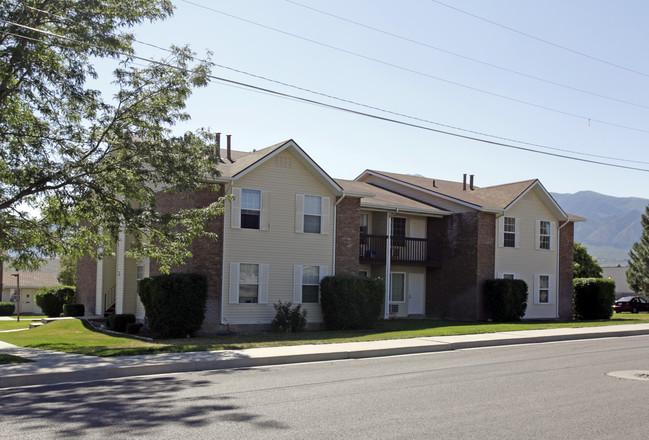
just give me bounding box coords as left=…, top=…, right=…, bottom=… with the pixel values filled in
left=118, top=235, right=139, bottom=315
left=222, top=149, right=336, bottom=324
left=100, top=251, right=116, bottom=315
left=388, top=265, right=426, bottom=318
left=363, top=175, right=474, bottom=213
left=494, top=190, right=559, bottom=319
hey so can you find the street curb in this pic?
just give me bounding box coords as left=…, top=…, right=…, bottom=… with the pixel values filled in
left=2, top=327, right=649, bottom=388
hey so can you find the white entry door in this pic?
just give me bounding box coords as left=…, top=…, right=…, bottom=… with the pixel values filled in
left=407, top=273, right=425, bottom=315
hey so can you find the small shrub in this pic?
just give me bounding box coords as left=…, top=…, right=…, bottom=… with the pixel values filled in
left=34, top=286, right=76, bottom=317
left=63, top=304, right=85, bottom=317
left=573, top=278, right=615, bottom=320
left=0, top=302, right=15, bottom=316
left=138, top=273, right=208, bottom=338
left=483, top=279, right=528, bottom=322
left=125, top=322, right=143, bottom=335
left=320, top=275, right=384, bottom=330
left=107, top=314, right=136, bottom=333
left=272, top=301, right=308, bottom=333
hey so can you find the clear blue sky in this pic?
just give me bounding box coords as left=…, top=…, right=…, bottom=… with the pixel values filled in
left=109, top=0, right=649, bottom=199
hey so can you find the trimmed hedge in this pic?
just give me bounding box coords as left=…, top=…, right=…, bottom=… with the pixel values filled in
left=320, top=275, right=384, bottom=330
left=138, top=273, right=208, bottom=338
left=107, top=314, right=136, bottom=333
left=34, top=286, right=76, bottom=317
left=573, top=278, right=615, bottom=320
left=272, top=301, right=307, bottom=333
left=483, top=279, right=528, bottom=322
left=0, top=302, right=15, bottom=316
left=63, top=303, right=85, bottom=317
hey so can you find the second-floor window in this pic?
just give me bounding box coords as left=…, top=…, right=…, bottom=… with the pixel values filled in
left=241, top=189, right=261, bottom=229
left=392, top=217, right=406, bottom=246
left=503, top=217, right=516, bottom=248
left=539, top=220, right=551, bottom=250
left=304, top=195, right=322, bottom=233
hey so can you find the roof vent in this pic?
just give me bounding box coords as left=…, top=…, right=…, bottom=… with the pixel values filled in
left=470, top=174, right=475, bottom=190
left=463, top=173, right=467, bottom=191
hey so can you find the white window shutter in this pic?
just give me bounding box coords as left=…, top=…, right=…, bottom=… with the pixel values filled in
left=550, top=222, right=556, bottom=251
left=320, top=197, right=330, bottom=234
left=295, top=194, right=304, bottom=233
left=229, top=263, right=240, bottom=304
left=293, top=264, right=303, bottom=303
left=231, top=187, right=242, bottom=229
left=319, top=266, right=329, bottom=281
left=497, top=216, right=504, bottom=247
left=535, top=220, right=541, bottom=250
left=514, top=218, right=520, bottom=248
left=497, top=273, right=504, bottom=279
left=533, top=274, right=540, bottom=304
left=261, top=191, right=270, bottom=231
left=549, top=275, right=555, bottom=303
left=258, top=264, right=269, bottom=304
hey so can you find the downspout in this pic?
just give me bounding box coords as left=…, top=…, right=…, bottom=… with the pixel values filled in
left=556, top=220, right=570, bottom=319
left=333, top=193, right=347, bottom=275
left=384, top=208, right=399, bottom=319
left=220, top=180, right=234, bottom=326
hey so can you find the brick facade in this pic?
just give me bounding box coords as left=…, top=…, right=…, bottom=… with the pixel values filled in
left=335, top=197, right=360, bottom=275
left=76, top=254, right=97, bottom=314
left=149, top=185, right=226, bottom=333
left=558, top=221, right=575, bottom=319
left=426, top=212, right=495, bottom=320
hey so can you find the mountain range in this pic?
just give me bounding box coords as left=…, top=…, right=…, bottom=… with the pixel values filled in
left=551, top=191, right=648, bottom=267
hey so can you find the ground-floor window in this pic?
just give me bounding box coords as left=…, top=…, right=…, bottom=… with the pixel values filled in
left=390, top=272, right=405, bottom=302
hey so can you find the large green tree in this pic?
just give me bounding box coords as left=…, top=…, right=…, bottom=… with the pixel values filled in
left=627, top=204, right=649, bottom=294
left=1, top=1, right=225, bottom=272
left=573, top=242, right=602, bottom=279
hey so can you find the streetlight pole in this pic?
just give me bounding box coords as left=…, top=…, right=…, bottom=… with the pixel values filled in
left=11, top=273, right=20, bottom=322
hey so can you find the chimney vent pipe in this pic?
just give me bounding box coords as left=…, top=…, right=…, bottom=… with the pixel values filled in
left=470, top=174, right=474, bottom=190
left=463, top=173, right=467, bottom=191
left=215, top=132, right=221, bottom=162
left=227, top=134, right=232, bottom=161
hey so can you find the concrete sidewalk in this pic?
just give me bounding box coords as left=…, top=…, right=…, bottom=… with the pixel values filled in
left=2, top=323, right=649, bottom=388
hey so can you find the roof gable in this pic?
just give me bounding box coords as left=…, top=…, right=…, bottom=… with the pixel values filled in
left=218, top=140, right=342, bottom=196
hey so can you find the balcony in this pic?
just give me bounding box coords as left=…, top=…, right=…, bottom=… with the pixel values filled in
left=359, top=234, right=442, bottom=267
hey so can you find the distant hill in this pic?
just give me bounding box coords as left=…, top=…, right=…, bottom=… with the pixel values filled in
left=551, top=191, right=648, bottom=266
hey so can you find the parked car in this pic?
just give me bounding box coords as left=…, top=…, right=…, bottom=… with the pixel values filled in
left=613, top=296, right=649, bottom=313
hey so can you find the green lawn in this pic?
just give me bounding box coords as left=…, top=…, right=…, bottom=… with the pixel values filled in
left=0, top=313, right=647, bottom=359
left=0, top=316, right=45, bottom=331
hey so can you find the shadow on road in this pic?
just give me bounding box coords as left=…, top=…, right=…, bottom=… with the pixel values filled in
left=1, top=373, right=290, bottom=437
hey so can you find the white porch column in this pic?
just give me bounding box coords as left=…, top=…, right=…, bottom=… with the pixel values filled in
left=95, top=256, right=104, bottom=315
left=384, top=212, right=392, bottom=319
left=115, top=229, right=126, bottom=314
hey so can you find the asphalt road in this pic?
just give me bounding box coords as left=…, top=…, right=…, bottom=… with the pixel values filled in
left=2, top=336, right=649, bottom=439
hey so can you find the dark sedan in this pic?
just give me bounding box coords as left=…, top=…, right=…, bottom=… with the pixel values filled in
left=613, top=296, right=649, bottom=313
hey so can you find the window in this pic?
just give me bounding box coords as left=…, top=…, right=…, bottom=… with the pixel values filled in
left=538, top=275, right=549, bottom=303
left=503, top=273, right=515, bottom=280
left=503, top=217, right=516, bottom=248
left=304, top=195, right=322, bottom=233
left=359, top=270, right=368, bottom=277
left=241, top=189, right=261, bottom=229
left=302, top=265, right=320, bottom=303
left=534, top=274, right=553, bottom=304
left=239, top=263, right=259, bottom=303
left=293, top=265, right=328, bottom=303
left=231, top=187, right=268, bottom=230
left=390, top=273, right=405, bottom=302
left=536, top=220, right=555, bottom=251
left=229, top=263, right=268, bottom=304
left=296, top=195, right=330, bottom=234
left=392, top=217, right=406, bottom=247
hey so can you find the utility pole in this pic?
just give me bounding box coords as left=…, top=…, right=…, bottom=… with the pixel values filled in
left=11, top=273, right=20, bottom=322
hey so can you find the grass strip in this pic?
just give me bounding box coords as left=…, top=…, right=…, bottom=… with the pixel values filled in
left=0, top=313, right=647, bottom=357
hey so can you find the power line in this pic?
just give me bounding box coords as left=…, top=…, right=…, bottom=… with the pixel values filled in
left=431, top=0, right=649, bottom=79
left=179, top=0, right=649, bottom=136
left=3, top=19, right=649, bottom=173
left=286, top=0, right=649, bottom=111
left=135, top=39, right=649, bottom=166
